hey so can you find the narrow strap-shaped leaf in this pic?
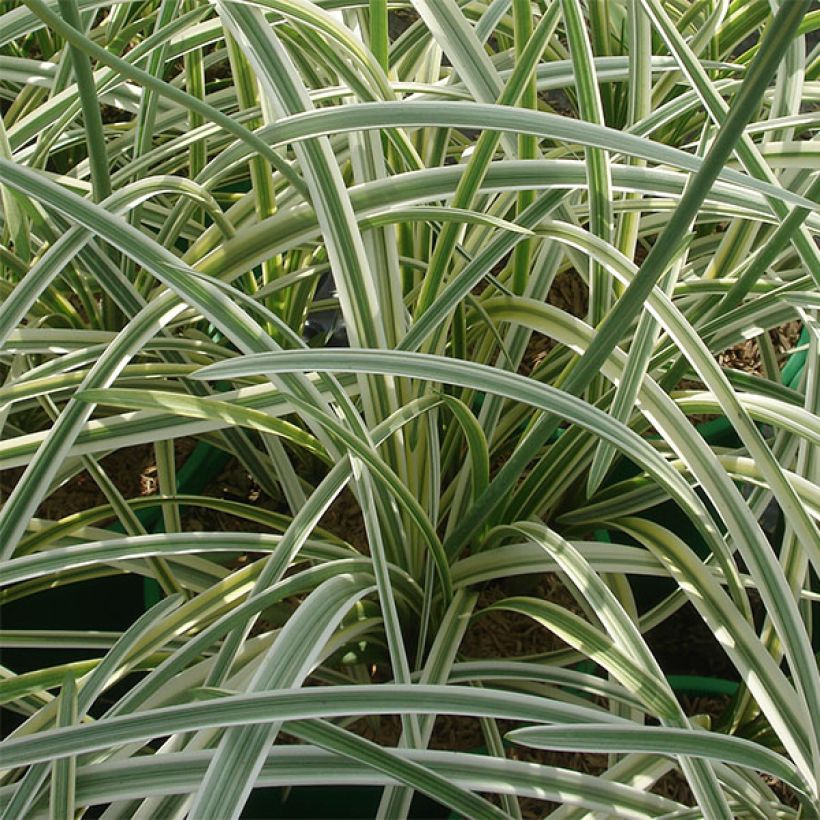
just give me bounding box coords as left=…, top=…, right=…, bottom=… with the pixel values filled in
left=55, top=0, right=110, bottom=202
left=560, top=0, right=613, bottom=407
left=0, top=684, right=627, bottom=770
left=506, top=724, right=811, bottom=798
left=49, top=676, right=78, bottom=820
left=483, top=595, right=679, bottom=720
left=0, top=747, right=685, bottom=817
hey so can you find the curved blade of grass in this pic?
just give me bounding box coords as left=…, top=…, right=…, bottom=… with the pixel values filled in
left=1, top=747, right=686, bottom=818
left=0, top=534, right=288, bottom=587
left=218, top=102, right=819, bottom=211
left=0, top=684, right=629, bottom=770
left=560, top=0, right=612, bottom=408
left=49, top=676, right=78, bottom=820
left=452, top=541, right=668, bottom=588
left=439, top=396, right=490, bottom=501
left=506, top=724, right=810, bottom=798
left=483, top=596, right=678, bottom=720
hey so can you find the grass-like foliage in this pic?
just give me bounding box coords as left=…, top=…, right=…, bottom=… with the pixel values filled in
left=1, top=0, right=818, bottom=817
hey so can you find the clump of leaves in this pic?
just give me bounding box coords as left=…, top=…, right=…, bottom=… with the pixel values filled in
left=1, top=1, right=818, bottom=817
